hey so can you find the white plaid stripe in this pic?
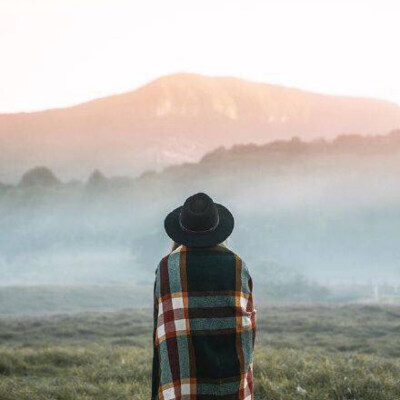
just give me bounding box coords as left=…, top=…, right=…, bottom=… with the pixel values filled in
left=161, top=386, right=176, bottom=400
left=159, top=379, right=195, bottom=399
left=156, top=294, right=189, bottom=342
left=181, top=383, right=191, bottom=395
left=172, top=296, right=184, bottom=309
left=240, top=294, right=249, bottom=309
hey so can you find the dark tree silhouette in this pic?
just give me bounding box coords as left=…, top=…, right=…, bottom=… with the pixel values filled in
left=19, top=167, right=60, bottom=188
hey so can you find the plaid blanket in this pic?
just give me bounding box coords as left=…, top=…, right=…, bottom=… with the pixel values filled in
left=151, top=244, right=256, bottom=400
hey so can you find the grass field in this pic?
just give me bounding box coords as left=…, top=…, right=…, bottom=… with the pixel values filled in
left=1, top=305, right=400, bottom=399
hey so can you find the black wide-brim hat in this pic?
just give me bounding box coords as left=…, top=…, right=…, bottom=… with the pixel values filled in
left=164, top=192, right=234, bottom=248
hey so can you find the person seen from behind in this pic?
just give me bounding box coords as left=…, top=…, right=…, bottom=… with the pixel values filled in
left=152, top=192, right=256, bottom=399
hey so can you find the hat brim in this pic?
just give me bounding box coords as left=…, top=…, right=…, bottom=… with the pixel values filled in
left=164, top=203, right=234, bottom=248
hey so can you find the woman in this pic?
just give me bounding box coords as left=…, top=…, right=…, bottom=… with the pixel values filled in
left=152, top=192, right=256, bottom=400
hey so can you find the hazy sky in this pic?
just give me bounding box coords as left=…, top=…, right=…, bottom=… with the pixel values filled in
left=0, top=0, right=399, bottom=112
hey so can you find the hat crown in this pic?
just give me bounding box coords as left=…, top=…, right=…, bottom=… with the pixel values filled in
left=179, top=193, right=219, bottom=233
left=188, top=194, right=209, bottom=214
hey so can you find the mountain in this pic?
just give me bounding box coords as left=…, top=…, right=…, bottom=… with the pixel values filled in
left=1, top=73, right=400, bottom=182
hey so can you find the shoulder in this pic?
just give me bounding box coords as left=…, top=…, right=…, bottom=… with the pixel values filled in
left=155, top=246, right=249, bottom=273
left=224, top=247, right=248, bottom=267
left=155, top=248, right=181, bottom=276
left=210, top=246, right=251, bottom=277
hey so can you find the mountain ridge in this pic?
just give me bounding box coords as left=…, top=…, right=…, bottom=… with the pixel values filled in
left=2, top=129, right=399, bottom=190
left=1, top=73, right=400, bottom=181
left=3, top=73, right=400, bottom=116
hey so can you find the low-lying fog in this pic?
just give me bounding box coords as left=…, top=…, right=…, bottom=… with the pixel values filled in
left=1, top=137, right=400, bottom=313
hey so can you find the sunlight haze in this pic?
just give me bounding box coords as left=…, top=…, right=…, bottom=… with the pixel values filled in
left=0, top=0, right=399, bottom=112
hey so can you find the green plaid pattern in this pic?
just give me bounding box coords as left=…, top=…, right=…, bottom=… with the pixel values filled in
left=151, top=245, right=256, bottom=399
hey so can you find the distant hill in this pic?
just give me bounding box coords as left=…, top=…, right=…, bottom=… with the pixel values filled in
left=2, top=129, right=400, bottom=191
left=1, top=73, right=400, bottom=182
left=2, top=131, right=400, bottom=286
left=19, top=166, right=60, bottom=188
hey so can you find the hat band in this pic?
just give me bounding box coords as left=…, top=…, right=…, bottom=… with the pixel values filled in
left=178, top=212, right=220, bottom=234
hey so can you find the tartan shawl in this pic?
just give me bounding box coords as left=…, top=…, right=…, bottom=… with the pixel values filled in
left=151, top=244, right=256, bottom=400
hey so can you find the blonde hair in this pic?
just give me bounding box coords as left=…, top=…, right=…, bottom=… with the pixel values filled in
left=170, top=239, right=228, bottom=252
left=170, top=241, right=181, bottom=252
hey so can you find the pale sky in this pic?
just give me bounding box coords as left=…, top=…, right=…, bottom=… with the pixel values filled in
left=0, top=0, right=399, bottom=113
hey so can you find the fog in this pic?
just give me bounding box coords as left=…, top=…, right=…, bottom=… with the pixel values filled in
left=1, top=137, right=400, bottom=314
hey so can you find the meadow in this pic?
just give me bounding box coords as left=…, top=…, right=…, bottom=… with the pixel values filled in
left=1, top=304, right=400, bottom=399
